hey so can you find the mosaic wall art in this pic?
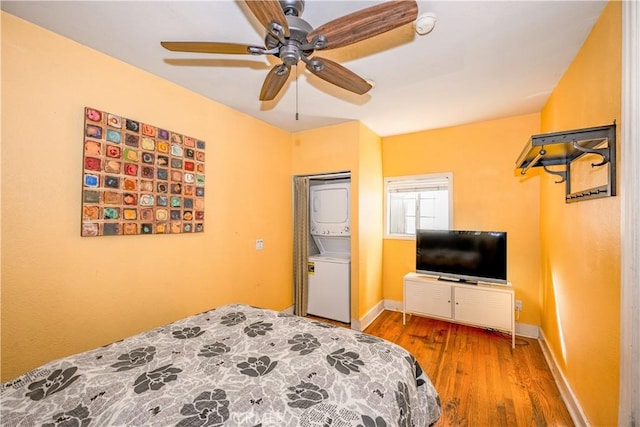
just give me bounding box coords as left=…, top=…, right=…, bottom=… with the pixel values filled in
left=81, top=107, right=205, bottom=236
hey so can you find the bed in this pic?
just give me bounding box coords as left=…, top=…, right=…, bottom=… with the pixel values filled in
left=1, top=303, right=441, bottom=426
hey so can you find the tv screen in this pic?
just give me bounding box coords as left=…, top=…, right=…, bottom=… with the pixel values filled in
left=416, top=229, right=507, bottom=284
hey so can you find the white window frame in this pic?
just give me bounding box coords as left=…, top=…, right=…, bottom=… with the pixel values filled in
left=384, top=173, right=453, bottom=240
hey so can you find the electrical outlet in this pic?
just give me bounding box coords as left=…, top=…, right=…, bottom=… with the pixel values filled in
left=255, top=239, right=264, bottom=250
left=515, top=300, right=523, bottom=311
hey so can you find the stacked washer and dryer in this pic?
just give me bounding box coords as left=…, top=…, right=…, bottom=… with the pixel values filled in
left=307, top=181, right=351, bottom=323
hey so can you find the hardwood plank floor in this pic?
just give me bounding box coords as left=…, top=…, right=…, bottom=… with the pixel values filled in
left=308, top=310, right=574, bottom=426
left=363, top=310, right=574, bottom=427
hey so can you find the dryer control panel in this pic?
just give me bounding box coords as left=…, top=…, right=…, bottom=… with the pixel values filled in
left=310, top=224, right=350, bottom=236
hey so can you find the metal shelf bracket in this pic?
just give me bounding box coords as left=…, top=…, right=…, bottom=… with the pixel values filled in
left=571, top=139, right=610, bottom=167
left=542, top=165, right=567, bottom=184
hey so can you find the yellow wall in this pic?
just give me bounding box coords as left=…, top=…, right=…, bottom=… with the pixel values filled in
left=539, top=2, right=621, bottom=424
left=1, top=13, right=293, bottom=382
left=291, top=122, right=360, bottom=176
left=291, top=122, right=384, bottom=320
left=381, top=114, right=542, bottom=325
left=355, top=124, right=383, bottom=318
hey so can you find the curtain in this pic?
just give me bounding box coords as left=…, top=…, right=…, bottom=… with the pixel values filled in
left=293, top=176, right=310, bottom=316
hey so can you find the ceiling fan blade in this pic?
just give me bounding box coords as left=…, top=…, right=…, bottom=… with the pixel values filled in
left=260, top=64, right=291, bottom=101
left=308, top=1, right=418, bottom=50
left=305, top=57, right=372, bottom=95
left=244, top=0, right=290, bottom=38
left=161, top=41, right=264, bottom=55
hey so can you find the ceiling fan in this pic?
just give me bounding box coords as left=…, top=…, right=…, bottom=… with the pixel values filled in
left=161, top=0, right=418, bottom=101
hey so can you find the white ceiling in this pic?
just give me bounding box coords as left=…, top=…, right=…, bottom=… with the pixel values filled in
left=2, top=0, right=607, bottom=137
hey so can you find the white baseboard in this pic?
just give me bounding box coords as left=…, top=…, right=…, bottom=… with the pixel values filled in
left=281, top=305, right=295, bottom=315
left=538, top=329, right=589, bottom=426
left=352, top=300, right=386, bottom=332
left=384, top=299, right=404, bottom=312
left=515, top=322, right=539, bottom=338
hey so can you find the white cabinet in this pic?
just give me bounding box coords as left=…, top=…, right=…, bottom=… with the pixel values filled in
left=404, top=279, right=452, bottom=319
left=403, top=273, right=515, bottom=348
left=454, top=285, right=513, bottom=332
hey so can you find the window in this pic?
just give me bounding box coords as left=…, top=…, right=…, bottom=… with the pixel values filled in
left=384, top=173, right=453, bottom=238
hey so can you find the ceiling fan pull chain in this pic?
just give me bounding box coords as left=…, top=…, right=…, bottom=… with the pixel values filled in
left=295, top=64, right=299, bottom=121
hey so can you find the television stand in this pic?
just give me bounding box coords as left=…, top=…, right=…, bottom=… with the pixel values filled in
left=403, top=273, right=515, bottom=348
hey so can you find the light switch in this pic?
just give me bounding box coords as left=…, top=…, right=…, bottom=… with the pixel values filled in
left=255, top=239, right=264, bottom=250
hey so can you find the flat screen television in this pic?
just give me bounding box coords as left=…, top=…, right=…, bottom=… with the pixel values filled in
left=416, top=229, right=507, bottom=284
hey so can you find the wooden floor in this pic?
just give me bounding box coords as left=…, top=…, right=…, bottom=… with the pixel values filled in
left=310, top=310, right=574, bottom=427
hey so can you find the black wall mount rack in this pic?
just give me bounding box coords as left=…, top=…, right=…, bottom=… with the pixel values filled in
left=516, top=122, right=616, bottom=203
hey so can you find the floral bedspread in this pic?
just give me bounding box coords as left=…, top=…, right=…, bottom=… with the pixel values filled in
left=1, top=304, right=441, bottom=426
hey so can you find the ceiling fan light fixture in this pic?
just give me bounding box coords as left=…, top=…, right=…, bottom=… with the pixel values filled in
left=414, top=12, right=437, bottom=36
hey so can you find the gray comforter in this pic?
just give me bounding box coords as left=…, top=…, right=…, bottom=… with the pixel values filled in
left=1, top=304, right=441, bottom=426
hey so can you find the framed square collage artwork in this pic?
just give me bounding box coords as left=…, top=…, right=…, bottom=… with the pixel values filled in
left=81, top=107, right=205, bottom=236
